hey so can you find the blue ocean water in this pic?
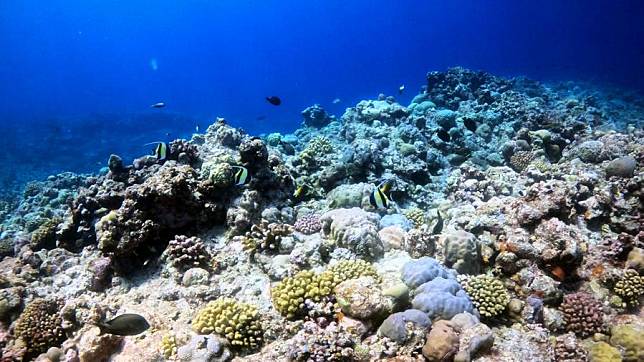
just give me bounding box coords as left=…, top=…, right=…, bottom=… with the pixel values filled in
left=1, top=0, right=643, bottom=197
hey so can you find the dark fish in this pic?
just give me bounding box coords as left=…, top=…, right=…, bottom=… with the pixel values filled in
left=150, top=102, right=166, bottom=108
left=431, top=210, right=443, bottom=234
left=232, top=165, right=250, bottom=186
left=96, top=313, right=150, bottom=336
left=463, top=118, right=477, bottom=132
left=266, top=96, right=281, bottom=106
left=437, top=129, right=450, bottom=142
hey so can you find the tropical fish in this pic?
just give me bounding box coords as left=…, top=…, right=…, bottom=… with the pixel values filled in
left=463, top=117, right=477, bottom=132
left=431, top=210, right=443, bottom=234
left=96, top=313, right=150, bottom=336
left=332, top=98, right=341, bottom=104
left=231, top=166, right=250, bottom=186
left=437, top=129, right=450, bottom=142
left=399, top=84, right=405, bottom=94
left=265, top=96, right=281, bottom=106
left=293, top=184, right=306, bottom=199
left=150, top=102, right=165, bottom=108
left=370, top=180, right=392, bottom=209
left=144, top=142, right=167, bottom=161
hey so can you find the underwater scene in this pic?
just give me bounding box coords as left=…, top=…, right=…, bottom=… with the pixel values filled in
left=1, top=1, right=643, bottom=361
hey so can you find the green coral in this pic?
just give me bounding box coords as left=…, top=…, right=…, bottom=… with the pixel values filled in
left=317, top=260, right=381, bottom=296
left=404, top=208, right=426, bottom=228
left=160, top=333, right=178, bottom=359
left=30, top=217, right=62, bottom=250
left=14, top=298, right=65, bottom=359
left=299, top=136, right=333, bottom=167
left=271, top=270, right=322, bottom=319
left=610, top=324, right=643, bottom=362
left=613, top=269, right=643, bottom=308
left=192, top=298, right=263, bottom=349
left=460, top=274, right=509, bottom=319
left=587, top=342, right=621, bottom=362
left=271, top=260, right=380, bottom=319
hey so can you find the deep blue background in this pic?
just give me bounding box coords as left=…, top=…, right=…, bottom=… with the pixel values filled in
left=1, top=0, right=643, bottom=194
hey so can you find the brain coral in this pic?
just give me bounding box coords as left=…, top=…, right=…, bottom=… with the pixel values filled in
left=440, top=229, right=482, bottom=275
left=192, top=298, right=263, bottom=349
left=320, top=207, right=384, bottom=260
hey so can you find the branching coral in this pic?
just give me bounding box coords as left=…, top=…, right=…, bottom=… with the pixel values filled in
left=162, top=235, right=211, bottom=271
left=192, top=298, right=263, bottom=349
left=459, top=274, right=509, bottom=319
left=14, top=298, right=65, bottom=359
left=559, top=292, right=604, bottom=338
left=613, top=269, right=643, bottom=308
left=239, top=220, right=293, bottom=254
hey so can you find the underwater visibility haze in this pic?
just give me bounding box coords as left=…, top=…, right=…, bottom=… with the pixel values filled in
left=0, top=1, right=643, bottom=361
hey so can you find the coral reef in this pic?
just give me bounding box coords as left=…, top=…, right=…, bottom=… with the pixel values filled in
left=560, top=292, right=605, bottom=338
left=293, top=213, right=321, bottom=235
left=459, top=274, right=509, bottom=319
left=239, top=220, right=293, bottom=254
left=162, top=235, right=211, bottom=271
left=192, top=298, right=263, bottom=349
left=613, top=269, right=643, bottom=308
left=13, top=298, right=66, bottom=359
left=320, top=207, right=384, bottom=260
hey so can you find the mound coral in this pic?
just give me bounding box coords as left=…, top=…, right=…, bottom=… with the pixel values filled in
left=294, top=214, right=321, bottom=235
left=192, top=298, right=263, bottom=349
left=298, top=136, right=334, bottom=168
left=30, top=217, right=61, bottom=250
left=560, top=292, right=604, bottom=338
left=301, top=104, right=335, bottom=128
left=610, top=324, right=644, bottom=362
left=320, top=207, right=384, bottom=260
left=162, top=235, right=211, bottom=271
left=613, top=269, right=643, bottom=308
left=239, top=220, right=293, bottom=254
left=404, top=226, right=436, bottom=258
left=459, top=274, right=509, bottom=319
left=440, top=229, right=482, bottom=275
left=14, top=298, right=65, bottom=358
left=271, top=260, right=380, bottom=319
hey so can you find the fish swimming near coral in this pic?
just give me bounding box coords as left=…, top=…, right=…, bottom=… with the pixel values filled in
left=232, top=165, right=251, bottom=186
left=293, top=184, right=306, bottom=199
left=463, top=117, right=478, bottom=132
left=431, top=210, right=443, bottom=234
left=144, top=141, right=168, bottom=161
left=150, top=102, right=166, bottom=108
left=266, top=96, right=281, bottom=106
left=437, top=129, right=450, bottom=142
left=370, top=180, right=392, bottom=209
left=96, top=313, right=150, bottom=336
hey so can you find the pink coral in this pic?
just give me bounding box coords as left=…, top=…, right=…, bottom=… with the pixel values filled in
left=294, top=214, right=321, bottom=235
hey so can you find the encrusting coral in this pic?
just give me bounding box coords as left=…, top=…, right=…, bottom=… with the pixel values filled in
left=13, top=298, right=65, bottom=359
left=192, top=298, right=263, bottom=349
left=459, top=274, right=509, bottom=319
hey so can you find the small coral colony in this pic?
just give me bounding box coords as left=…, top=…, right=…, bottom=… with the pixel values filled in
left=0, top=68, right=642, bottom=361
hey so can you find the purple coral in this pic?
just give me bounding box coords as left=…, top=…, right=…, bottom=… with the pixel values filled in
left=162, top=235, right=211, bottom=271
left=560, top=292, right=604, bottom=338
left=294, top=214, right=321, bottom=235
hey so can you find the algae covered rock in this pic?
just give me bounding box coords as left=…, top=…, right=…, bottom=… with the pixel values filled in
left=192, top=298, right=263, bottom=349
left=605, top=155, right=636, bottom=178
left=335, top=276, right=390, bottom=321
left=422, top=319, right=459, bottom=361
left=440, top=229, right=481, bottom=275
left=610, top=324, right=643, bottom=362
left=320, top=207, right=384, bottom=260
left=176, top=334, right=232, bottom=362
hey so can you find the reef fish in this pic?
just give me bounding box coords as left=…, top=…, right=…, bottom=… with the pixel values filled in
left=431, top=210, right=443, bottom=234
left=463, top=117, right=477, bottom=132
left=399, top=84, right=405, bottom=94
left=144, top=142, right=167, bottom=161
left=150, top=102, right=165, bottom=108
left=232, top=165, right=250, bottom=186
left=265, top=96, right=281, bottom=106
left=96, top=313, right=150, bottom=336
left=332, top=98, right=341, bottom=104
left=293, top=184, right=306, bottom=199
left=370, top=180, right=392, bottom=209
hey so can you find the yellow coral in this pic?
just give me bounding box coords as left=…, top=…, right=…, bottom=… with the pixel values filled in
left=404, top=208, right=426, bottom=228
left=610, top=324, right=643, bottom=362
left=613, top=269, right=643, bottom=308
left=587, top=342, right=622, bottom=362
left=192, top=298, right=263, bottom=349
left=160, top=333, right=178, bottom=359
left=460, top=275, right=509, bottom=319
